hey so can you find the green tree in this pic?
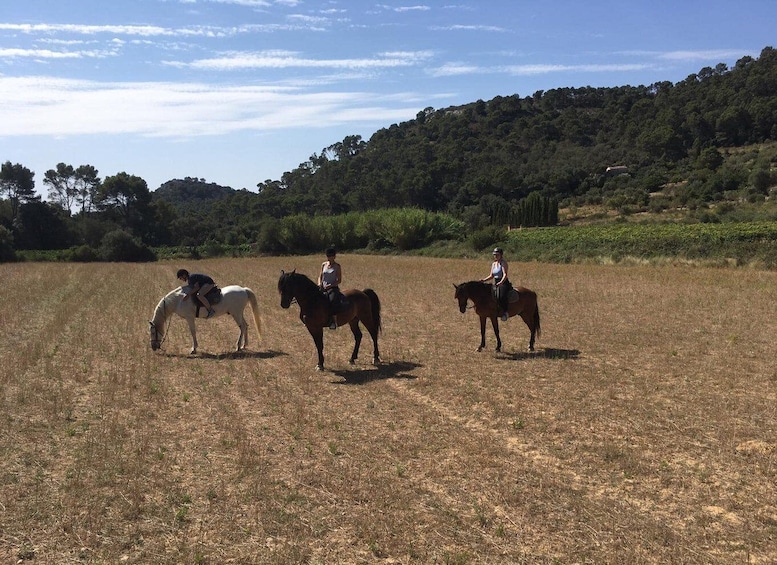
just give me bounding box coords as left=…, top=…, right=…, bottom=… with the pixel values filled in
left=73, top=165, right=101, bottom=215
left=0, top=161, right=39, bottom=222
left=44, top=163, right=101, bottom=216
left=44, top=163, right=79, bottom=214
left=98, top=172, right=154, bottom=242
left=0, top=225, right=17, bottom=262
left=15, top=201, right=74, bottom=250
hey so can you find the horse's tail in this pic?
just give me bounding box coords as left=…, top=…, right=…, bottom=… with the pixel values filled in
left=246, top=288, right=262, bottom=341
left=534, top=302, right=541, bottom=340
left=364, top=288, right=382, bottom=333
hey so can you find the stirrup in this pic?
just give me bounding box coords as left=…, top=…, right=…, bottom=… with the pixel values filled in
left=206, top=309, right=216, bottom=319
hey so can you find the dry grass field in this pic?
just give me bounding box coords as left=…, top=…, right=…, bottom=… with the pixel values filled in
left=1, top=255, right=776, bottom=564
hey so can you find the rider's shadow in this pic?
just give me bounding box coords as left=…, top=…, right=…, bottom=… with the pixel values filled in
left=331, top=361, right=422, bottom=385
left=500, top=347, right=580, bottom=361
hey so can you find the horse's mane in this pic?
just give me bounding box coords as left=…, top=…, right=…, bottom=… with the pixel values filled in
left=459, top=280, right=490, bottom=291
left=152, top=287, right=184, bottom=325
left=280, top=271, right=320, bottom=293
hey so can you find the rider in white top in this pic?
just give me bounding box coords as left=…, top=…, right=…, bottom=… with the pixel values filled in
left=317, top=247, right=342, bottom=329
left=481, top=247, right=512, bottom=321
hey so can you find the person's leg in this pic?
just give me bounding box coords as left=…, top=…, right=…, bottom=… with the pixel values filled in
left=327, top=289, right=337, bottom=329
left=199, top=283, right=214, bottom=312
left=498, top=285, right=508, bottom=320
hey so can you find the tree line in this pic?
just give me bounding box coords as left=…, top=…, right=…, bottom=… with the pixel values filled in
left=1, top=46, right=776, bottom=261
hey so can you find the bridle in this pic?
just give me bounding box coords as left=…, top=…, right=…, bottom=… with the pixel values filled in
left=149, top=299, right=171, bottom=350
left=455, top=285, right=476, bottom=311
left=149, top=321, right=164, bottom=350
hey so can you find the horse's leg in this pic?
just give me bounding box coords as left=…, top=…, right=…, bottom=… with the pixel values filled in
left=307, top=325, right=326, bottom=370
left=186, top=317, right=198, bottom=354
left=491, top=316, right=502, bottom=352
left=368, top=322, right=380, bottom=366
left=233, top=312, right=247, bottom=350
left=520, top=309, right=536, bottom=352
left=477, top=315, right=487, bottom=352
left=348, top=319, right=363, bottom=364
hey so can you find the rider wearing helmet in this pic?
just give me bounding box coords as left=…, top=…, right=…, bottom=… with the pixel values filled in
left=177, top=268, right=217, bottom=318
left=480, top=247, right=512, bottom=321
left=317, top=247, right=342, bottom=329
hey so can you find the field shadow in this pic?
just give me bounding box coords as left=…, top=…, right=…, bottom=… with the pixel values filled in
left=330, top=361, right=422, bottom=385
left=162, top=349, right=288, bottom=361
left=500, top=347, right=580, bottom=361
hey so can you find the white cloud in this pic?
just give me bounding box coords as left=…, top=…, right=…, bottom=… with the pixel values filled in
left=0, top=76, right=426, bottom=138
left=431, top=24, right=506, bottom=32
left=0, top=22, right=309, bottom=38
left=619, top=49, right=752, bottom=63
left=174, top=49, right=434, bottom=71
left=428, top=61, right=653, bottom=78
left=504, top=63, right=652, bottom=75
left=658, top=49, right=750, bottom=62
left=0, top=47, right=117, bottom=60
left=376, top=4, right=431, bottom=12
left=428, top=62, right=481, bottom=77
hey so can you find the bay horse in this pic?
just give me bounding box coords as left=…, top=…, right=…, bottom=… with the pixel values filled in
left=454, top=281, right=541, bottom=352
left=149, top=285, right=261, bottom=354
left=278, top=270, right=381, bottom=371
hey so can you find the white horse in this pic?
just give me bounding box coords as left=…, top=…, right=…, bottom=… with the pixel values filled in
left=149, top=285, right=261, bottom=354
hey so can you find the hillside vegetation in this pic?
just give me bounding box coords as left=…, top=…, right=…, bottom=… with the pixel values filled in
left=2, top=47, right=777, bottom=263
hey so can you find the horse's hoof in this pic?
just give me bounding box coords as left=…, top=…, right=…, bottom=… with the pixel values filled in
left=476, top=346, right=484, bottom=352
left=349, top=359, right=356, bottom=365
left=315, top=365, right=323, bottom=371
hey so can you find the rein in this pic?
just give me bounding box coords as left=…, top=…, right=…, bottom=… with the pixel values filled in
left=151, top=298, right=173, bottom=350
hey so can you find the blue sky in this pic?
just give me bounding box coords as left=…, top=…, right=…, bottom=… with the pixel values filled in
left=1, top=1, right=774, bottom=196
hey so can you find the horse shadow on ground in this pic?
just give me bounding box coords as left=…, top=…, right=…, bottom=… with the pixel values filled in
left=499, top=347, right=580, bottom=361
left=330, top=361, right=422, bottom=385
left=162, top=349, right=288, bottom=361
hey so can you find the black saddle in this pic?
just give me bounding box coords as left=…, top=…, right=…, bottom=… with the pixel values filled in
left=193, top=286, right=222, bottom=314
left=322, top=287, right=348, bottom=313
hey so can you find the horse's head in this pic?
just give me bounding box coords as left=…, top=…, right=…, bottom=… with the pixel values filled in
left=453, top=282, right=469, bottom=313
left=149, top=320, right=163, bottom=351
left=278, top=269, right=296, bottom=309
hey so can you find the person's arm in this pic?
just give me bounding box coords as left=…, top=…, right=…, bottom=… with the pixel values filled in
left=334, top=263, right=342, bottom=286
left=182, top=281, right=200, bottom=300
left=317, top=262, right=325, bottom=287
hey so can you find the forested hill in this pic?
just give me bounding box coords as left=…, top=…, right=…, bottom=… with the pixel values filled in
left=5, top=47, right=777, bottom=261
left=155, top=177, right=235, bottom=215
left=155, top=46, right=777, bottom=232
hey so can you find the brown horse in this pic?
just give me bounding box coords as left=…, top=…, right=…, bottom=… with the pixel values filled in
left=278, top=270, right=382, bottom=371
left=454, top=281, right=541, bottom=352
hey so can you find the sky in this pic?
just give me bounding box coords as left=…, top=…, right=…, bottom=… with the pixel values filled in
left=1, top=1, right=775, bottom=197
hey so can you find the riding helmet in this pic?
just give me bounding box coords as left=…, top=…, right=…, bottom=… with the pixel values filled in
left=492, top=247, right=503, bottom=255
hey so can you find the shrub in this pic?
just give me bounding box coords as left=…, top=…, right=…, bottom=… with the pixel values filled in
left=67, top=245, right=99, bottom=262
left=467, top=226, right=505, bottom=252
left=0, top=225, right=17, bottom=262
left=98, top=230, right=156, bottom=262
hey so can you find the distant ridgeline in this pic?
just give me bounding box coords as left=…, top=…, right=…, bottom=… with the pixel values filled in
left=2, top=47, right=777, bottom=259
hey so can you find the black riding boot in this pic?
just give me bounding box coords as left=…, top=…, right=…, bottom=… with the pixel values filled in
left=326, top=288, right=339, bottom=329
